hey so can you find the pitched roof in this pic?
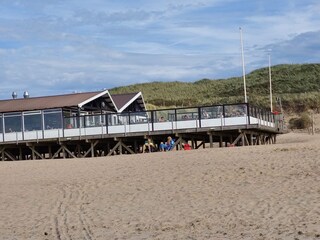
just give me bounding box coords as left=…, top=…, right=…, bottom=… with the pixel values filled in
left=0, top=90, right=147, bottom=114
left=0, top=90, right=113, bottom=113
left=111, top=92, right=146, bottom=113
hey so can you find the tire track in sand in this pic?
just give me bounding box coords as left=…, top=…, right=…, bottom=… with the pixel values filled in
left=51, top=183, right=96, bottom=240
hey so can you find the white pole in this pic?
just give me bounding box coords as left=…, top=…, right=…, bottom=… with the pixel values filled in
left=239, top=27, right=247, bottom=103
left=268, top=53, right=273, bottom=112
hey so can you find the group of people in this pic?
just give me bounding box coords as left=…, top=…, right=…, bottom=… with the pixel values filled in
left=141, top=136, right=192, bottom=153
left=141, top=136, right=175, bottom=153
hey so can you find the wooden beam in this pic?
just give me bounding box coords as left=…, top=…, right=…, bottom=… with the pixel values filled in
left=241, top=134, right=245, bottom=146
left=48, top=145, right=52, bottom=159
left=31, top=146, right=35, bottom=160
left=249, top=134, right=253, bottom=146
left=28, top=146, right=44, bottom=160
left=133, top=140, right=138, bottom=154
left=19, top=147, right=23, bottom=160
left=256, top=134, right=260, bottom=145
left=1, top=147, right=5, bottom=161
left=83, top=140, right=99, bottom=158
left=243, top=133, right=250, bottom=146
left=120, top=142, right=135, bottom=154
left=4, top=151, right=16, bottom=161
left=107, top=141, right=121, bottom=156
left=62, top=146, right=66, bottom=159
left=61, top=145, right=77, bottom=158
left=208, top=132, right=213, bottom=148
left=195, top=141, right=204, bottom=149
left=119, top=139, right=123, bottom=155
left=51, top=146, right=63, bottom=159
left=106, top=142, right=110, bottom=156
left=174, top=137, right=183, bottom=150
left=229, top=136, right=233, bottom=146
left=219, top=135, right=223, bottom=148
left=91, top=141, right=95, bottom=157
left=232, top=133, right=243, bottom=146
left=75, top=144, right=82, bottom=157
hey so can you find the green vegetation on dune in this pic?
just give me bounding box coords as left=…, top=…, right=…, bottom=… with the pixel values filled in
left=110, top=64, right=320, bottom=113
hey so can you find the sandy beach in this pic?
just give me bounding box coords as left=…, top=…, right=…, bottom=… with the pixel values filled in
left=1, top=132, right=320, bottom=240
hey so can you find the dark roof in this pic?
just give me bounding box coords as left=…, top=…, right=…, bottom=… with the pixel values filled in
left=111, top=92, right=146, bottom=112
left=0, top=91, right=110, bottom=113
left=111, top=92, right=139, bottom=110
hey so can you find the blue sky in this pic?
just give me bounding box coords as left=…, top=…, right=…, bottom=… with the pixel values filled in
left=0, top=0, right=319, bottom=99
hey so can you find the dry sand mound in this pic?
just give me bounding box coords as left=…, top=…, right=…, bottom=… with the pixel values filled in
left=1, top=132, right=320, bottom=239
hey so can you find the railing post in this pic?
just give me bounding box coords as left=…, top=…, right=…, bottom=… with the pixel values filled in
left=21, top=113, right=25, bottom=141
left=105, top=114, right=108, bottom=135
left=41, top=110, right=45, bottom=139
left=222, top=105, right=225, bottom=127
left=198, top=107, right=202, bottom=128
left=151, top=110, right=154, bottom=132
left=101, top=116, right=104, bottom=135
left=174, top=109, right=177, bottom=130
left=79, top=116, right=82, bottom=139
left=247, top=103, right=250, bottom=125
left=58, top=109, right=65, bottom=138
left=62, top=113, right=65, bottom=138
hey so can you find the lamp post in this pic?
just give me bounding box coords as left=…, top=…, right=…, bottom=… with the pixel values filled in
left=239, top=27, right=247, bottom=103
left=268, top=53, right=273, bottom=112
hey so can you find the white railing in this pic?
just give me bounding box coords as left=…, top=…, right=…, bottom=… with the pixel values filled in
left=0, top=115, right=276, bottom=143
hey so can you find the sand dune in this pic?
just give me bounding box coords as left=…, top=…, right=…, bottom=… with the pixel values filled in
left=1, top=132, right=320, bottom=239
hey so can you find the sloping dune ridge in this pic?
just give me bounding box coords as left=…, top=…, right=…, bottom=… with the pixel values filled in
left=0, top=132, right=320, bottom=240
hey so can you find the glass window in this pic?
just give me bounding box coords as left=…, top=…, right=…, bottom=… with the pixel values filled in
left=176, top=108, right=198, bottom=121
left=154, top=110, right=175, bottom=122
left=64, top=116, right=78, bottom=128
left=129, top=112, right=150, bottom=124
left=24, top=113, right=42, bottom=131
left=201, top=106, right=222, bottom=119
left=4, top=113, right=22, bottom=133
left=85, top=114, right=105, bottom=127
left=44, top=112, right=62, bottom=129
left=107, top=114, right=117, bottom=126
left=224, top=104, right=247, bottom=118
left=107, top=113, right=130, bottom=126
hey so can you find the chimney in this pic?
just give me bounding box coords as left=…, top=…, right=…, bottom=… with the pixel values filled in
left=23, top=91, right=29, bottom=99
left=12, top=91, right=17, bottom=99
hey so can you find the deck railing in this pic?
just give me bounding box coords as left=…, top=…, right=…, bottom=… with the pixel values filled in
left=0, top=103, right=280, bottom=143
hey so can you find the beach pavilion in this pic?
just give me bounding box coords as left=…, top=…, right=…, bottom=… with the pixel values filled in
left=0, top=90, right=146, bottom=139
left=0, top=89, right=282, bottom=160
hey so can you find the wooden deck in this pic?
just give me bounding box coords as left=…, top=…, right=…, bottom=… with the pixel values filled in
left=0, top=103, right=284, bottom=161
left=0, top=119, right=281, bottom=161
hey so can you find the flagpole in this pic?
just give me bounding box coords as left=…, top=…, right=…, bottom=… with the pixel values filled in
left=239, top=27, right=247, bottom=103
left=268, top=53, right=273, bottom=112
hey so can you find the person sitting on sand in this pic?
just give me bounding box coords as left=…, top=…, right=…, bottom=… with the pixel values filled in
left=159, top=136, right=175, bottom=151
left=159, top=142, right=165, bottom=151
left=142, top=138, right=155, bottom=153
left=182, top=143, right=191, bottom=150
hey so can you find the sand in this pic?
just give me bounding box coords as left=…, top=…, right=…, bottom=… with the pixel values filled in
left=1, top=132, right=320, bottom=240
